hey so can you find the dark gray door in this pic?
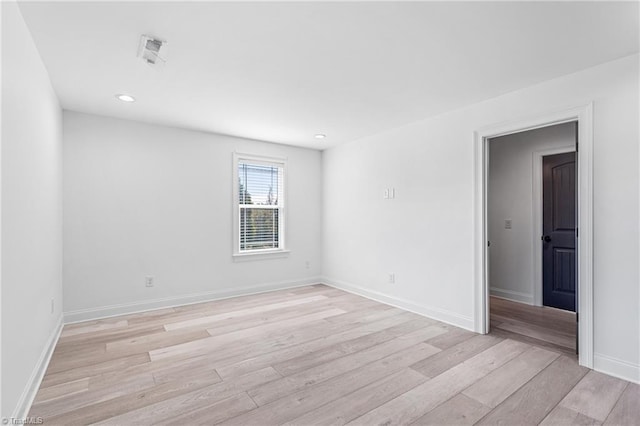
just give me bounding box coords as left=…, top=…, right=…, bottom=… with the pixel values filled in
left=542, top=151, right=577, bottom=312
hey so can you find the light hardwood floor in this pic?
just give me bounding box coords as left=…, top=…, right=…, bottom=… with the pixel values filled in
left=489, top=296, right=577, bottom=357
left=30, top=285, right=637, bottom=425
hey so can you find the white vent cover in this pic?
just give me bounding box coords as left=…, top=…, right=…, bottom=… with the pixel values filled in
left=137, top=35, right=167, bottom=67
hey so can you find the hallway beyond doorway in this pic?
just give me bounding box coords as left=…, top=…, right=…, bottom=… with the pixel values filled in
left=489, top=296, right=576, bottom=358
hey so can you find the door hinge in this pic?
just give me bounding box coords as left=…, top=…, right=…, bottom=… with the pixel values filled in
left=576, top=227, right=579, bottom=238
left=487, top=241, right=491, bottom=247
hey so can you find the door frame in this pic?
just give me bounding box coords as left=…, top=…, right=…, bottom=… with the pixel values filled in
left=473, top=103, right=594, bottom=368
left=532, top=145, right=576, bottom=307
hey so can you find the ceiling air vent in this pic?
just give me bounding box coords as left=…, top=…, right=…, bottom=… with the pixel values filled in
left=137, top=35, right=167, bottom=67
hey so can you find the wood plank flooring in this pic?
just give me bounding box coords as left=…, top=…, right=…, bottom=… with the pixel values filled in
left=490, top=296, right=577, bottom=357
left=29, top=285, right=637, bottom=425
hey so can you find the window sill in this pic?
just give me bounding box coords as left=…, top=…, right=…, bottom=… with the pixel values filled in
left=232, top=250, right=290, bottom=262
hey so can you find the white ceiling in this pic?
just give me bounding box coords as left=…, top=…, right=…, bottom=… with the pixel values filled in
left=18, top=1, right=639, bottom=149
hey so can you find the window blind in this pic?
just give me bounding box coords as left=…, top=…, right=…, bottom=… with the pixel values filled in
left=238, top=161, right=284, bottom=251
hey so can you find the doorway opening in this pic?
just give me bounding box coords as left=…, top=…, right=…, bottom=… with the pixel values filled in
left=473, top=104, right=594, bottom=368
left=486, top=122, right=578, bottom=357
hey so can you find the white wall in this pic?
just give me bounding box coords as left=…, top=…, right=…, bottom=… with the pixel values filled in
left=488, top=122, right=575, bottom=305
left=1, top=2, right=63, bottom=418
left=63, top=112, right=322, bottom=320
left=322, top=54, right=639, bottom=382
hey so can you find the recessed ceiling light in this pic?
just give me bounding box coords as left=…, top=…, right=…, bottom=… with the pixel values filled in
left=315, top=134, right=326, bottom=139
left=115, top=94, right=136, bottom=103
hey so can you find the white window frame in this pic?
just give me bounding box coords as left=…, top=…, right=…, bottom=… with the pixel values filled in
left=232, top=152, right=289, bottom=261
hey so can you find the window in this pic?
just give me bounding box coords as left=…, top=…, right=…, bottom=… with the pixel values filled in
left=233, top=154, right=286, bottom=257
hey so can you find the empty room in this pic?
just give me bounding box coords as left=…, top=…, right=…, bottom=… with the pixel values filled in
left=2, top=1, right=639, bottom=425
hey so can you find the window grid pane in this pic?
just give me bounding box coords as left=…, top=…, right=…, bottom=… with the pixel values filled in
left=240, top=207, right=279, bottom=251
left=238, top=163, right=282, bottom=206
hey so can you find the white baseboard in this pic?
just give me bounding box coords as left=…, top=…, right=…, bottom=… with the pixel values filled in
left=490, top=287, right=534, bottom=305
left=12, top=315, right=63, bottom=420
left=64, top=276, right=322, bottom=323
left=594, top=353, right=640, bottom=384
left=322, top=277, right=475, bottom=331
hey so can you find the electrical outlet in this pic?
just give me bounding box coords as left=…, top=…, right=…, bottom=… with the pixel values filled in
left=305, top=261, right=311, bottom=269
left=388, top=273, right=395, bottom=284
left=50, top=298, right=54, bottom=314
left=505, top=219, right=512, bottom=229
left=145, top=276, right=154, bottom=287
